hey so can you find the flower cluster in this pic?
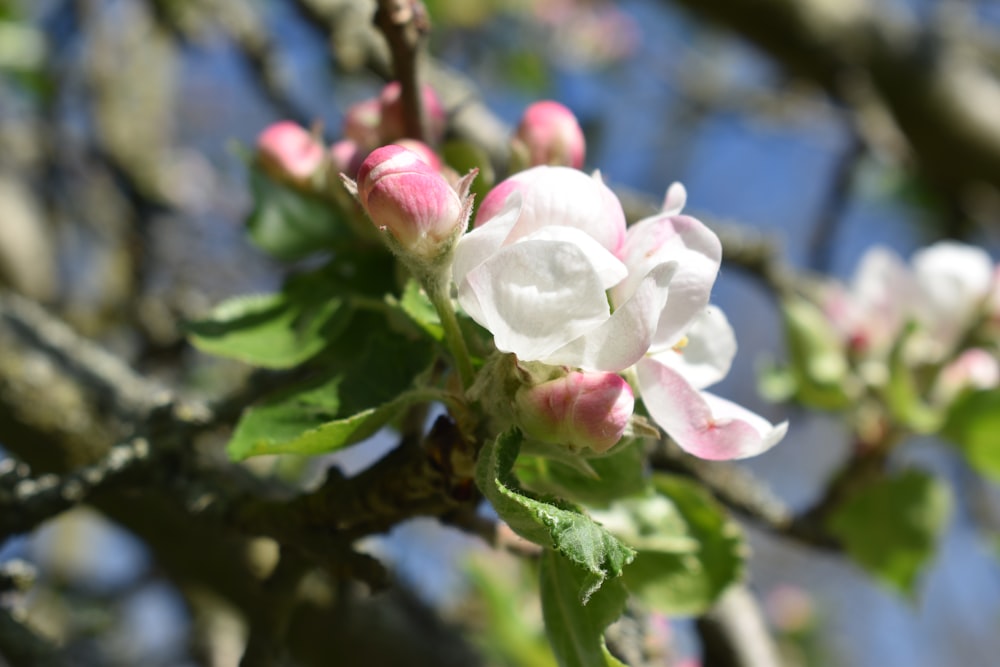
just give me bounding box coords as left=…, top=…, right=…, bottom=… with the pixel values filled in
left=337, top=101, right=786, bottom=461
left=452, top=166, right=786, bottom=459
left=779, top=241, right=1000, bottom=436
left=252, top=81, right=448, bottom=192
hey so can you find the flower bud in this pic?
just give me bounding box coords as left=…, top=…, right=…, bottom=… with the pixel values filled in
left=391, top=139, right=444, bottom=173
left=256, top=121, right=324, bottom=185
left=513, top=100, right=586, bottom=169
left=355, top=145, right=464, bottom=258
left=379, top=81, right=447, bottom=144
left=342, top=98, right=383, bottom=148
left=330, top=139, right=364, bottom=178
left=933, top=348, right=1000, bottom=405
left=515, top=371, right=634, bottom=453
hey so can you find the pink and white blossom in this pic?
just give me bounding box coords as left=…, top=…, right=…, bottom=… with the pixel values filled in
left=455, top=169, right=786, bottom=460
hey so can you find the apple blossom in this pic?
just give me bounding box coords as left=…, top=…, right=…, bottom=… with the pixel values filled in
left=455, top=167, right=786, bottom=460
left=514, top=370, right=634, bottom=453
left=513, top=100, right=586, bottom=169
left=353, top=145, right=466, bottom=260
left=910, top=241, right=994, bottom=358
left=256, top=121, right=324, bottom=186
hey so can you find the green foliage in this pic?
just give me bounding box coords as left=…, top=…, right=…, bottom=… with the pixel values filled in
left=943, top=388, right=1000, bottom=482
left=476, top=430, right=635, bottom=603
left=185, top=274, right=350, bottom=370
left=226, top=314, right=436, bottom=460
left=773, top=297, right=852, bottom=410
left=517, top=439, right=647, bottom=508
left=540, top=550, right=628, bottom=667
left=610, top=475, right=746, bottom=615
left=465, top=557, right=559, bottom=667
left=393, top=279, right=444, bottom=341
left=245, top=166, right=354, bottom=260
left=882, top=323, right=940, bottom=433
left=827, top=468, right=951, bottom=596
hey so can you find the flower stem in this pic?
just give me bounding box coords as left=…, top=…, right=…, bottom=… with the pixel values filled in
left=425, top=276, right=475, bottom=391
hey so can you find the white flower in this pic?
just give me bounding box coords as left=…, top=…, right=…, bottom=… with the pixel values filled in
left=454, top=169, right=786, bottom=460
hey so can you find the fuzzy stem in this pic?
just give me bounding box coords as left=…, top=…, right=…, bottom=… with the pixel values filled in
left=424, top=274, right=475, bottom=391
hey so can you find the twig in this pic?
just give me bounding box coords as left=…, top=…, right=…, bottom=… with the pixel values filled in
left=374, top=0, right=431, bottom=141
left=697, top=585, right=782, bottom=667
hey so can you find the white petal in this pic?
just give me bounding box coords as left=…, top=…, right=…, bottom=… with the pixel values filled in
left=661, top=182, right=687, bottom=216
left=648, top=306, right=735, bottom=389
left=458, top=238, right=614, bottom=361
left=637, top=358, right=786, bottom=460
left=523, top=225, right=628, bottom=291
left=476, top=166, right=627, bottom=253
left=544, top=261, right=676, bottom=371
left=912, top=241, right=994, bottom=338
left=452, top=191, right=522, bottom=288
left=615, top=214, right=721, bottom=348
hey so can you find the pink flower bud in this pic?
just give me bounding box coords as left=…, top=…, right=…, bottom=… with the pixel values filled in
left=356, top=145, right=464, bottom=257
left=391, top=139, right=443, bottom=172
left=256, top=121, right=324, bottom=185
left=515, top=371, right=634, bottom=453
left=342, top=98, right=383, bottom=148
left=379, top=81, right=447, bottom=144
left=934, top=348, right=1000, bottom=404
left=330, top=139, right=364, bottom=178
left=514, top=100, right=586, bottom=169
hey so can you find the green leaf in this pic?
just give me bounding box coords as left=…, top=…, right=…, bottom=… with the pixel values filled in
left=476, top=430, right=635, bottom=603
left=246, top=166, right=352, bottom=260
left=226, top=316, right=436, bottom=461
left=540, top=550, right=627, bottom=667
left=229, top=389, right=428, bottom=460
left=882, top=323, right=941, bottom=433
left=780, top=297, right=852, bottom=410
left=827, top=469, right=951, bottom=596
left=518, top=439, right=647, bottom=507
left=185, top=273, right=350, bottom=369
left=943, top=388, right=1000, bottom=482
left=609, top=474, right=745, bottom=616
left=394, top=279, right=443, bottom=341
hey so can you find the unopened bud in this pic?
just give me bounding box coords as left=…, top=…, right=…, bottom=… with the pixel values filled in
left=330, top=140, right=364, bottom=178
left=513, top=100, right=586, bottom=169
left=515, top=371, right=634, bottom=453
left=343, top=98, right=383, bottom=148
left=934, top=348, right=1000, bottom=404
left=355, top=145, right=464, bottom=258
left=256, top=121, right=324, bottom=185
left=391, top=139, right=444, bottom=172
left=379, top=81, right=447, bottom=144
